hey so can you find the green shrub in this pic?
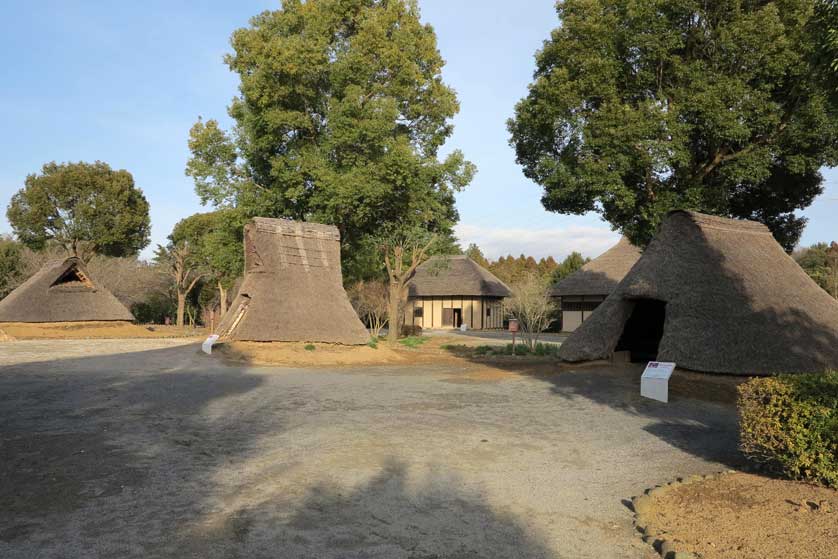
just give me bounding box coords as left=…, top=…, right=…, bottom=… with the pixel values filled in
left=304, top=344, right=316, bottom=351
left=399, top=336, right=427, bottom=348
left=738, top=372, right=838, bottom=488
left=367, top=338, right=378, bottom=349
left=473, top=345, right=493, bottom=356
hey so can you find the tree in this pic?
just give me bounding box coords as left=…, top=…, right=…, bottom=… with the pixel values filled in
left=186, top=0, right=474, bottom=279
left=155, top=217, right=211, bottom=327
left=796, top=242, right=838, bottom=298
left=509, top=0, right=838, bottom=251
left=464, top=243, right=489, bottom=268
left=0, top=236, right=24, bottom=299
left=505, top=273, right=556, bottom=350
left=348, top=281, right=389, bottom=338
left=380, top=227, right=437, bottom=342
left=7, top=161, right=151, bottom=260
left=552, top=252, right=590, bottom=284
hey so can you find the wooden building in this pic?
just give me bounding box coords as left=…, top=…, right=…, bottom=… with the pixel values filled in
left=406, top=255, right=511, bottom=330
left=550, top=237, right=641, bottom=332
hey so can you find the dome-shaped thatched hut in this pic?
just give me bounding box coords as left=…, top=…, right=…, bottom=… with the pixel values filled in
left=216, top=218, right=369, bottom=344
left=0, top=257, right=133, bottom=323
left=558, top=211, right=838, bottom=375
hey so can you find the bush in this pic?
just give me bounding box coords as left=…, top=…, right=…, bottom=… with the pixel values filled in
left=738, top=373, right=838, bottom=488
left=304, top=344, right=316, bottom=351
left=367, top=338, right=378, bottom=349
left=400, top=324, right=422, bottom=337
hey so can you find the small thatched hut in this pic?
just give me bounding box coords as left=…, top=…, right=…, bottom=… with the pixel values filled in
left=0, top=257, right=134, bottom=323
left=551, top=237, right=641, bottom=332
left=216, top=217, right=369, bottom=344
left=558, top=211, right=838, bottom=375
left=406, top=255, right=511, bottom=330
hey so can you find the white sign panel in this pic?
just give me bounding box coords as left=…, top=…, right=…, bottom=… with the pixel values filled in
left=201, top=334, right=220, bottom=355
left=640, top=361, right=676, bottom=403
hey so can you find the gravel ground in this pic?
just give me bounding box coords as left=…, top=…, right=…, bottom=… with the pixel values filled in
left=0, top=339, right=743, bottom=558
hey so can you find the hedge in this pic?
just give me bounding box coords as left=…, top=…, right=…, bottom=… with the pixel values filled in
left=738, top=372, right=838, bottom=488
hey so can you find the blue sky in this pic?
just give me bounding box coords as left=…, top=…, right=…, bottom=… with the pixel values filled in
left=1, top=1, right=835, bottom=261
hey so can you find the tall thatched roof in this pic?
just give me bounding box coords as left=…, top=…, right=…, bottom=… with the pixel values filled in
left=216, top=218, right=369, bottom=344
left=551, top=237, right=641, bottom=297
left=559, top=211, right=838, bottom=375
left=0, top=257, right=134, bottom=323
left=408, top=255, right=511, bottom=298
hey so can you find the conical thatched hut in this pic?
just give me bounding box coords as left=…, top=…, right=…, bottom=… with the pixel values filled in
left=216, top=217, right=369, bottom=344
left=406, top=255, right=511, bottom=330
left=551, top=237, right=641, bottom=332
left=559, top=211, right=838, bottom=375
left=0, top=257, right=134, bottom=323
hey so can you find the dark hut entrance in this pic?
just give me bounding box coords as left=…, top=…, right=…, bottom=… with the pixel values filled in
left=442, top=308, right=463, bottom=328
left=615, top=299, right=666, bottom=362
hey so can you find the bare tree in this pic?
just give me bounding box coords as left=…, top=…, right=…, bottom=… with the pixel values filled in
left=380, top=228, right=436, bottom=343
left=155, top=241, right=205, bottom=327
left=505, top=272, right=556, bottom=350
left=347, top=280, right=389, bottom=338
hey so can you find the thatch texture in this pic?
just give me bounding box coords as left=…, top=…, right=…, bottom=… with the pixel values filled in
left=408, top=255, right=511, bottom=297
left=559, top=211, right=838, bottom=375
left=551, top=237, right=641, bottom=297
left=0, top=257, right=134, bottom=323
left=216, top=218, right=369, bottom=344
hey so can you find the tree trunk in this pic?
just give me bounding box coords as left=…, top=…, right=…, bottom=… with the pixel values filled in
left=387, top=280, right=402, bottom=343
left=217, top=282, right=228, bottom=317
left=176, top=290, right=186, bottom=328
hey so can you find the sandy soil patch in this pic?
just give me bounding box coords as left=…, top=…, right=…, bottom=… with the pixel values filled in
left=644, top=472, right=838, bottom=559
left=0, top=321, right=206, bottom=340
left=218, top=340, right=407, bottom=366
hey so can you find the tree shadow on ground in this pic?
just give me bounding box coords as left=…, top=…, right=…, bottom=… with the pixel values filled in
left=201, top=458, right=559, bottom=559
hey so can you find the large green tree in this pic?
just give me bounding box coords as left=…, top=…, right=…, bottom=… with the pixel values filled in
left=509, top=0, right=838, bottom=250
left=7, top=161, right=151, bottom=260
left=187, top=0, right=474, bottom=280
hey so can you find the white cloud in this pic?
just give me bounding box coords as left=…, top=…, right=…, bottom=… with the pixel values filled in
left=454, top=223, right=620, bottom=261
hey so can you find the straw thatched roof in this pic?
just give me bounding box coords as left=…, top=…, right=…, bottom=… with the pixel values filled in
left=408, top=255, right=511, bottom=298
left=559, top=211, right=838, bottom=375
left=216, top=218, right=369, bottom=344
left=0, top=257, right=134, bottom=323
left=551, top=237, right=641, bottom=297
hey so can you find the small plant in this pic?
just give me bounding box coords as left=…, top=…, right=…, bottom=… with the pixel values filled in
left=304, top=344, right=316, bottom=351
left=474, top=345, right=493, bottom=356
left=399, top=336, right=427, bottom=348
left=738, top=372, right=838, bottom=488
left=367, top=338, right=378, bottom=349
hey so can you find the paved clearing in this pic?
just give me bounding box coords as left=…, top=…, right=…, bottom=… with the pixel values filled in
left=0, top=339, right=742, bottom=558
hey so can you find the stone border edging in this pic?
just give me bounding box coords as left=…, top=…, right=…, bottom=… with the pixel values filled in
left=632, top=470, right=737, bottom=559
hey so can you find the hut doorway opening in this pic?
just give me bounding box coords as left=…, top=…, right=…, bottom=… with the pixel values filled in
left=452, top=308, right=463, bottom=328
left=615, top=299, right=666, bottom=363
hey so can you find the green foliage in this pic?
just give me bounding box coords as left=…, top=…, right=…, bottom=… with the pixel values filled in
left=509, top=0, right=838, bottom=250
left=464, top=243, right=489, bottom=268
left=367, top=337, right=379, bottom=349
left=738, top=373, right=838, bottom=488
left=486, top=253, right=559, bottom=285
left=552, top=252, right=590, bottom=283
left=187, top=0, right=474, bottom=278
left=795, top=242, right=838, bottom=298
left=398, top=335, right=427, bottom=348
left=6, top=161, right=151, bottom=259
left=304, top=344, right=316, bottom=351
left=464, top=342, right=561, bottom=357
left=0, top=237, right=24, bottom=299
left=131, top=291, right=177, bottom=324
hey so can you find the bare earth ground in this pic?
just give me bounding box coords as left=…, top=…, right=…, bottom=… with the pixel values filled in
left=0, top=321, right=207, bottom=340
left=0, top=338, right=745, bottom=558
left=646, top=472, right=838, bottom=559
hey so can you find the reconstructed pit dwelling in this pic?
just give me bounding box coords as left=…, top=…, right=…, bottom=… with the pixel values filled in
left=216, top=217, right=369, bottom=345
left=559, top=211, right=838, bottom=375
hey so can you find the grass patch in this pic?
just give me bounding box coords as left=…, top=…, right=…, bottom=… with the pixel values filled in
left=304, top=344, right=316, bottom=351
left=367, top=338, right=378, bottom=349
left=443, top=342, right=561, bottom=359
left=399, top=336, right=428, bottom=348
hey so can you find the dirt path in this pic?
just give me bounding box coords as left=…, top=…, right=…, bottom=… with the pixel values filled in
left=0, top=339, right=742, bottom=558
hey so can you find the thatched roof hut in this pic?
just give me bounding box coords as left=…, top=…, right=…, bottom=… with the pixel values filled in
left=0, top=257, right=134, bottom=323
left=558, top=211, right=838, bottom=375
left=406, top=256, right=510, bottom=330
left=216, top=218, right=369, bottom=344
left=551, top=237, right=641, bottom=332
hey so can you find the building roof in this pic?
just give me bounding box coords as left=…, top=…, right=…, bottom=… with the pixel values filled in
left=558, top=210, right=838, bottom=375
left=0, top=257, right=134, bottom=323
left=551, top=237, right=642, bottom=297
left=215, top=217, right=369, bottom=344
left=408, top=255, right=511, bottom=298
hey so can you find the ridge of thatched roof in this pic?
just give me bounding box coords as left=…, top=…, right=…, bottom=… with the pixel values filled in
left=0, top=257, right=134, bottom=323
left=551, top=237, right=642, bottom=297
left=216, top=218, right=369, bottom=344
left=558, top=210, right=838, bottom=375
left=408, top=255, right=511, bottom=298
